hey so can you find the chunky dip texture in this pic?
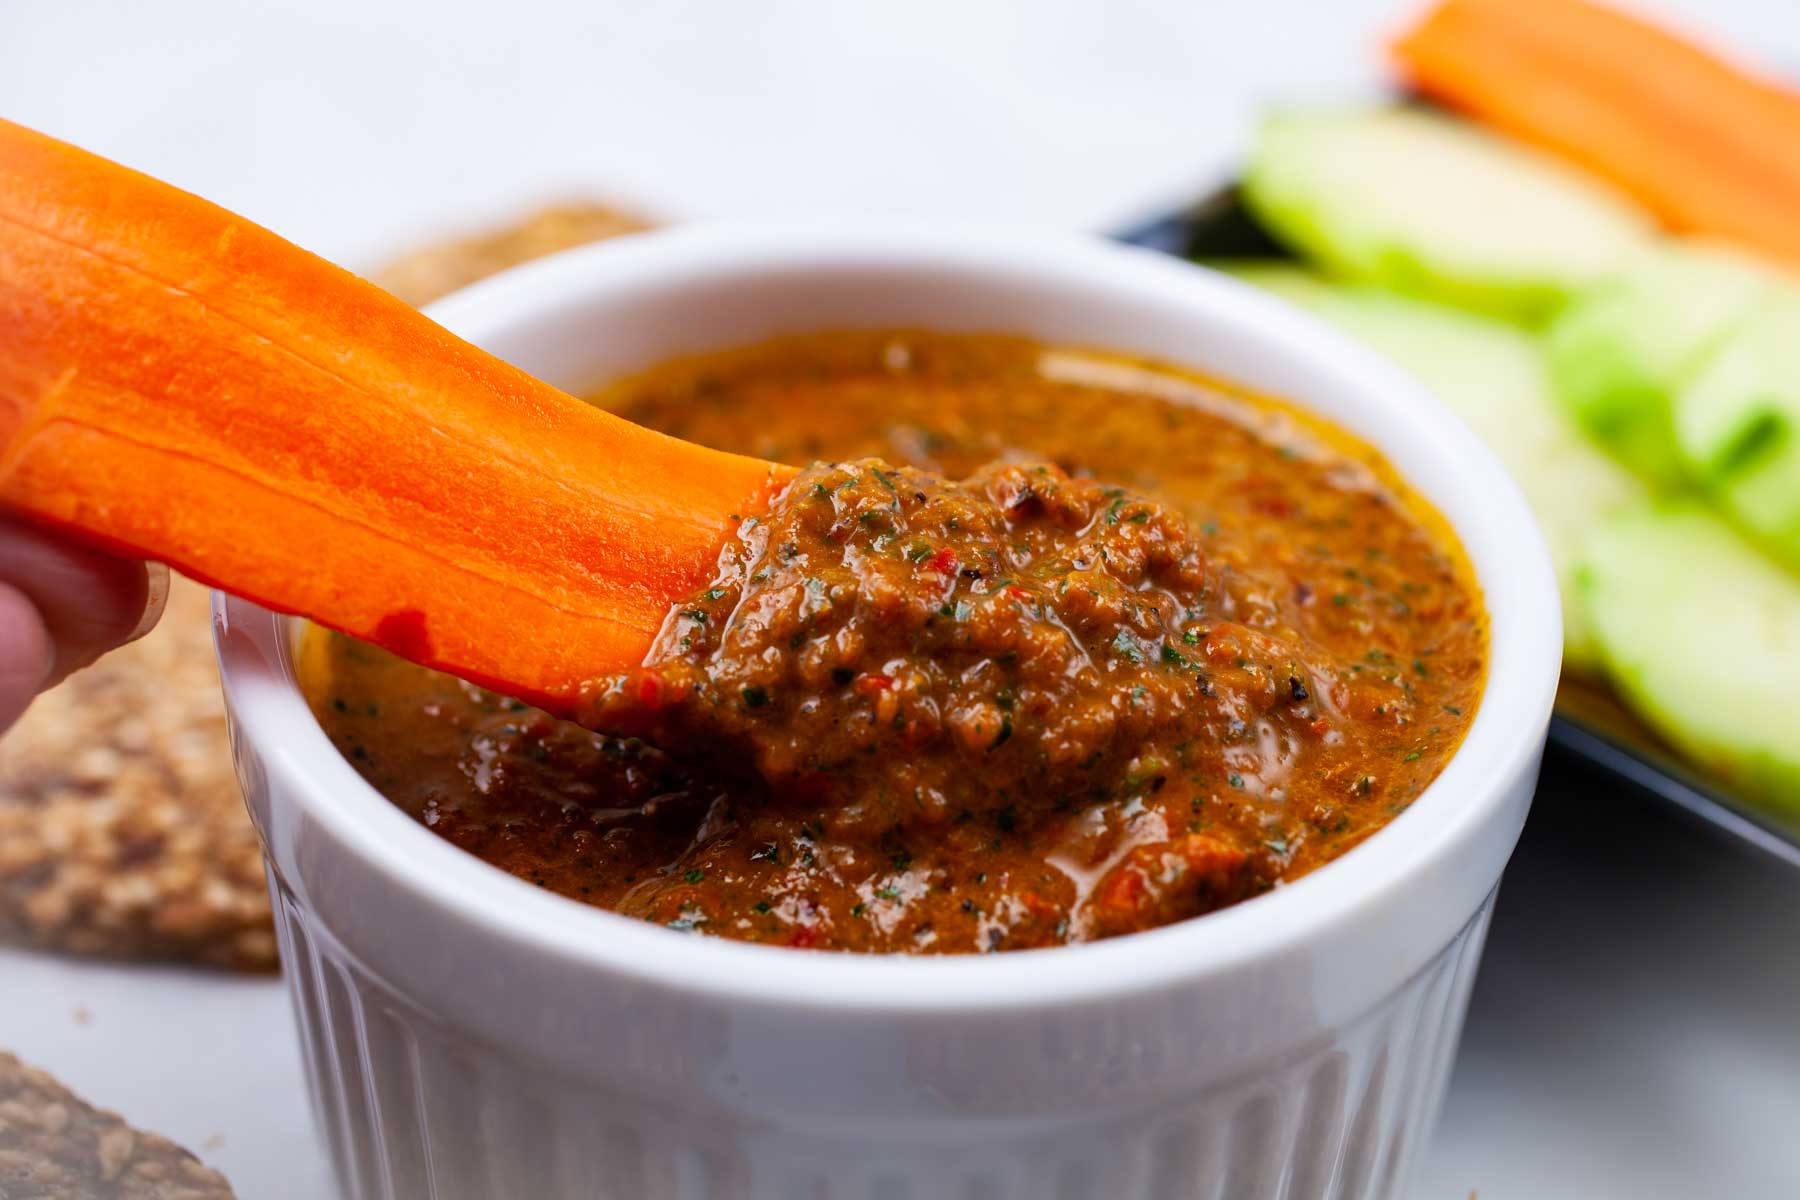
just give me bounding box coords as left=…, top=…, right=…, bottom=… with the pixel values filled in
left=301, top=332, right=1485, bottom=952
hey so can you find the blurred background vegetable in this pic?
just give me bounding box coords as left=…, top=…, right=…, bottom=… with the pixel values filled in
left=1221, top=0, right=1800, bottom=815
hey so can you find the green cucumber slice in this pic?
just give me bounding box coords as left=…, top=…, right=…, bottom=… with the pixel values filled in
left=1673, top=294, right=1800, bottom=568
left=1546, top=242, right=1773, bottom=488
left=1243, top=107, right=1655, bottom=324
left=1581, top=500, right=1800, bottom=812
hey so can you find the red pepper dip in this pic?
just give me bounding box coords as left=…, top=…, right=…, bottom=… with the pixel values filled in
left=300, top=332, right=1485, bottom=953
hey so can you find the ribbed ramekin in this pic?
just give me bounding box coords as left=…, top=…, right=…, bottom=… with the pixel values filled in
left=216, top=224, right=1559, bottom=1200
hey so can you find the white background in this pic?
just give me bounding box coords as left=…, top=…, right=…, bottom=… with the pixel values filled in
left=4, top=1, right=1800, bottom=1196
left=5, top=0, right=1791, bottom=274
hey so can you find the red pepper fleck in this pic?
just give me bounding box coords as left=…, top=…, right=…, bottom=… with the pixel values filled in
left=924, top=547, right=958, bottom=574
left=1018, top=890, right=1061, bottom=923
left=1094, top=861, right=1149, bottom=916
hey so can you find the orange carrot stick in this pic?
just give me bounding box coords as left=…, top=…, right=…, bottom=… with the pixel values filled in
left=1394, top=0, right=1800, bottom=267
left=0, top=118, right=792, bottom=713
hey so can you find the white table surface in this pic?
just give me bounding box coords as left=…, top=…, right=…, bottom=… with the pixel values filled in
left=4, top=2, right=1798, bottom=1196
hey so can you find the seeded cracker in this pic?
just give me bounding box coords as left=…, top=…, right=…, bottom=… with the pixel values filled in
left=0, top=1052, right=234, bottom=1198
left=373, top=201, right=651, bottom=307
left=0, top=579, right=274, bottom=971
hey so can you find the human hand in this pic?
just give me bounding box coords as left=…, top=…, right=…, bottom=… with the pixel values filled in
left=0, top=516, right=167, bottom=733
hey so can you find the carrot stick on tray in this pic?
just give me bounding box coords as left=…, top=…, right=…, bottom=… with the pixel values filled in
left=0, top=118, right=791, bottom=714
left=1393, top=0, right=1800, bottom=267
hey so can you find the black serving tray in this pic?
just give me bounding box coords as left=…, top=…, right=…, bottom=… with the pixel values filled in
left=1113, top=192, right=1800, bottom=871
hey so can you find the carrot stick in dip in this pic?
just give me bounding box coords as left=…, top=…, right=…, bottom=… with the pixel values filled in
left=0, top=118, right=789, bottom=713
left=1394, top=0, right=1800, bottom=266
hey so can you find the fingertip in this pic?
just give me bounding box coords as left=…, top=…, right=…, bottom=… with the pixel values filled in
left=0, top=580, right=54, bottom=733
left=0, top=517, right=157, bottom=682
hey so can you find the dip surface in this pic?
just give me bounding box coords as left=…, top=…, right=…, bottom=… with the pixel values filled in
left=301, top=332, right=1485, bottom=952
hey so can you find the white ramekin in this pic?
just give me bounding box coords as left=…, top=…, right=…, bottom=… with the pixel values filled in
left=216, top=224, right=1560, bottom=1200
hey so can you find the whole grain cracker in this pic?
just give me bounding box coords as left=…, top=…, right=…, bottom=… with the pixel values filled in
left=0, top=1051, right=234, bottom=1198
left=0, top=580, right=274, bottom=972
left=373, top=201, right=651, bottom=307
left=0, top=204, right=654, bottom=973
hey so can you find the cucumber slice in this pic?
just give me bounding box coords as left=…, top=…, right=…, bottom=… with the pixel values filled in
left=1581, top=500, right=1800, bottom=812
left=1231, top=267, right=1645, bottom=672
left=1546, top=242, right=1773, bottom=488
left=1244, top=107, right=1655, bottom=324
left=1673, top=294, right=1800, bottom=568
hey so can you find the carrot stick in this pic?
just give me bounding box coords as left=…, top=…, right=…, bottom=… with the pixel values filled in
left=1394, top=0, right=1800, bottom=267
left=0, top=118, right=791, bottom=713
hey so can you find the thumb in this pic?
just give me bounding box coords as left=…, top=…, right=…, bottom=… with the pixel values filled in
left=0, top=581, right=54, bottom=733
